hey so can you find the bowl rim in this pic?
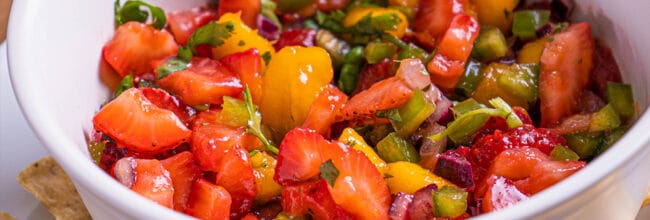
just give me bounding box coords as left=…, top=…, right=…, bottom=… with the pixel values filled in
left=6, top=0, right=650, bottom=219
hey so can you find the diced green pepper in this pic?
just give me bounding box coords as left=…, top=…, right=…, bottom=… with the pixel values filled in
left=471, top=26, right=508, bottom=61
left=377, top=132, right=420, bottom=163
left=595, top=126, right=627, bottom=156
left=496, top=63, right=539, bottom=104
left=605, top=82, right=635, bottom=120
left=391, top=90, right=436, bottom=137
left=564, top=132, right=603, bottom=160
left=382, top=34, right=429, bottom=65
left=512, top=10, right=550, bottom=41
left=431, top=107, right=506, bottom=144
left=589, top=104, right=621, bottom=133
left=456, top=60, right=484, bottom=97
left=550, top=145, right=580, bottom=161
left=338, top=46, right=365, bottom=94
left=220, top=96, right=249, bottom=127
left=433, top=186, right=468, bottom=218
left=364, top=41, right=397, bottom=64
left=452, top=98, right=485, bottom=118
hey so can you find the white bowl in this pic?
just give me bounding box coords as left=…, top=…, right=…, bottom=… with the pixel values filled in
left=7, top=0, right=650, bottom=219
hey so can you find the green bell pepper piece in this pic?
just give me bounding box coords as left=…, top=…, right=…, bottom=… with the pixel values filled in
left=377, top=132, right=420, bottom=163
left=512, top=10, right=551, bottom=41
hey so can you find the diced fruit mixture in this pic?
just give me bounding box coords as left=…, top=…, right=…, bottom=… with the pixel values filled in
left=90, top=0, right=636, bottom=218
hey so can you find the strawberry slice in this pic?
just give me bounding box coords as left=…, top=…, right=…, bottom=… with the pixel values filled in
left=340, top=77, right=413, bottom=121
left=481, top=175, right=529, bottom=213
left=167, top=7, right=218, bottom=45
left=103, top=22, right=178, bottom=77
left=218, top=0, right=261, bottom=28
left=158, top=57, right=243, bottom=106
left=414, top=0, right=465, bottom=50
left=113, top=157, right=174, bottom=208
left=351, top=59, right=394, bottom=95
left=274, top=128, right=333, bottom=185
left=93, top=88, right=191, bottom=153
left=302, top=85, right=348, bottom=138
left=514, top=160, right=585, bottom=195
left=215, top=146, right=257, bottom=219
left=488, top=148, right=550, bottom=181
left=539, top=23, right=594, bottom=127
left=273, top=29, right=317, bottom=51
left=328, top=141, right=392, bottom=220
left=185, top=178, right=232, bottom=220
left=160, top=151, right=201, bottom=211
left=141, top=87, right=195, bottom=126
left=281, top=179, right=353, bottom=219
left=220, top=49, right=263, bottom=104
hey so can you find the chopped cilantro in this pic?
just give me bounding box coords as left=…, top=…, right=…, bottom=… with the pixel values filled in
left=114, top=0, right=166, bottom=29
left=238, top=40, right=246, bottom=46
left=186, top=21, right=235, bottom=55
left=316, top=9, right=401, bottom=44
left=261, top=51, right=272, bottom=65
left=114, top=73, right=133, bottom=97
left=320, top=160, right=340, bottom=187
left=155, top=58, right=188, bottom=80
left=243, top=86, right=279, bottom=154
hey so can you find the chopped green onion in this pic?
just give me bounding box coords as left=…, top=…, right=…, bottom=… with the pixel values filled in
left=452, top=98, right=485, bottom=118
left=433, top=186, right=469, bottom=218
left=377, top=132, right=420, bottom=163
left=391, top=89, right=436, bottom=137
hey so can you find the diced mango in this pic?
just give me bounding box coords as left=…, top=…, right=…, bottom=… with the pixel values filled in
left=211, top=13, right=275, bottom=66
left=343, top=7, right=409, bottom=38
left=338, top=128, right=387, bottom=173
left=250, top=151, right=282, bottom=204
left=517, top=37, right=548, bottom=64
left=384, top=161, right=455, bottom=194
left=473, top=0, right=519, bottom=33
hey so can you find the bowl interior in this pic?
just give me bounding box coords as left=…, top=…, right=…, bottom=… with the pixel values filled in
left=7, top=0, right=650, bottom=219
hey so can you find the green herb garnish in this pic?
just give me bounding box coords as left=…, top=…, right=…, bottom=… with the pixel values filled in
left=114, top=0, right=166, bottom=29
left=243, top=86, right=279, bottom=154
left=320, top=159, right=340, bottom=187
left=186, top=21, right=235, bottom=54
left=114, top=73, right=134, bottom=97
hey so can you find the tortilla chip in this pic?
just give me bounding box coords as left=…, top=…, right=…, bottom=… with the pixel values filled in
left=16, top=156, right=92, bottom=220
left=0, top=212, right=16, bottom=220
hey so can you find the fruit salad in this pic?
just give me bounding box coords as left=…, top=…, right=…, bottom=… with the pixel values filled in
left=89, top=0, right=636, bottom=219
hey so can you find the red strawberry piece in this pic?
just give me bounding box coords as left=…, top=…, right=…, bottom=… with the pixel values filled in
left=273, top=29, right=317, bottom=51
left=220, top=49, right=263, bottom=104
left=103, top=22, right=178, bottom=77
left=241, top=213, right=260, bottom=220
left=113, top=157, right=174, bottom=208
left=514, top=160, right=585, bottom=195
left=488, top=148, right=550, bottom=181
left=218, top=0, right=261, bottom=28
left=93, top=88, right=191, bottom=153
left=141, top=87, right=195, bottom=126
left=274, top=127, right=333, bottom=185
left=190, top=118, right=253, bottom=171
left=167, top=7, right=218, bottom=45
left=328, top=141, right=392, bottom=220
left=351, top=59, right=395, bottom=96
left=481, top=175, right=529, bottom=213
left=185, top=178, right=232, bottom=220
left=158, top=57, right=243, bottom=106
left=160, top=151, right=201, bottom=211
left=414, top=0, right=465, bottom=50
left=215, top=146, right=258, bottom=219
left=281, top=179, right=353, bottom=220
left=340, top=77, right=413, bottom=121
left=302, top=85, right=348, bottom=138
left=471, top=116, right=509, bottom=143
left=539, top=22, right=594, bottom=127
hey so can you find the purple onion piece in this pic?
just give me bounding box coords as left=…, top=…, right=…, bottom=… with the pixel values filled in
left=434, top=150, right=475, bottom=189
left=389, top=192, right=414, bottom=220
left=113, top=157, right=136, bottom=188
left=407, top=184, right=437, bottom=220
left=256, top=15, right=280, bottom=41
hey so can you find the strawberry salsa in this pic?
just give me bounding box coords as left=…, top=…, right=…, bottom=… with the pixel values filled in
left=89, top=0, right=636, bottom=219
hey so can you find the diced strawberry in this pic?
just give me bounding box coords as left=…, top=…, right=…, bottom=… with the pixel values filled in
left=103, top=22, right=178, bottom=77
left=539, top=23, right=594, bottom=127
left=351, top=59, right=395, bottom=96
left=218, top=0, right=261, bottom=28
left=302, top=85, right=348, bottom=138
left=158, top=57, right=243, bottom=106
left=167, top=7, right=218, bottom=45
left=488, top=148, right=550, bottom=181
left=514, top=160, right=585, bottom=195
left=241, top=213, right=260, bottom=220
left=93, top=88, right=191, bottom=153
left=340, top=77, right=413, bottom=121
left=513, top=106, right=533, bottom=125
left=160, top=151, right=201, bottom=211
left=220, top=49, right=263, bottom=104
left=215, top=146, right=257, bottom=219
left=481, top=175, right=529, bottom=213
left=113, top=157, right=174, bottom=208
left=281, top=179, right=353, bottom=220
left=414, top=0, right=465, bottom=50
left=185, top=178, right=232, bottom=220
left=327, top=141, right=392, bottom=220
left=190, top=114, right=258, bottom=171
left=273, top=29, right=317, bottom=51
left=427, top=13, right=480, bottom=90
left=471, top=116, right=509, bottom=143
left=470, top=124, right=565, bottom=172
left=141, top=88, right=195, bottom=126
left=274, top=128, right=333, bottom=185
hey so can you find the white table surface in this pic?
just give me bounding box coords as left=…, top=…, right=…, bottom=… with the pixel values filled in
left=0, top=40, right=648, bottom=219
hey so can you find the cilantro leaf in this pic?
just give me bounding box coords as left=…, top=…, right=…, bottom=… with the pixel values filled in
left=243, top=86, right=279, bottom=154
left=155, top=58, right=189, bottom=80
left=316, top=9, right=402, bottom=44
left=115, top=0, right=167, bottom=29
left=320, top=159, right=340, bottom=187
left=186, top=21, right=235, bottom=55
left=114, top=73, right=134, bottom=97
